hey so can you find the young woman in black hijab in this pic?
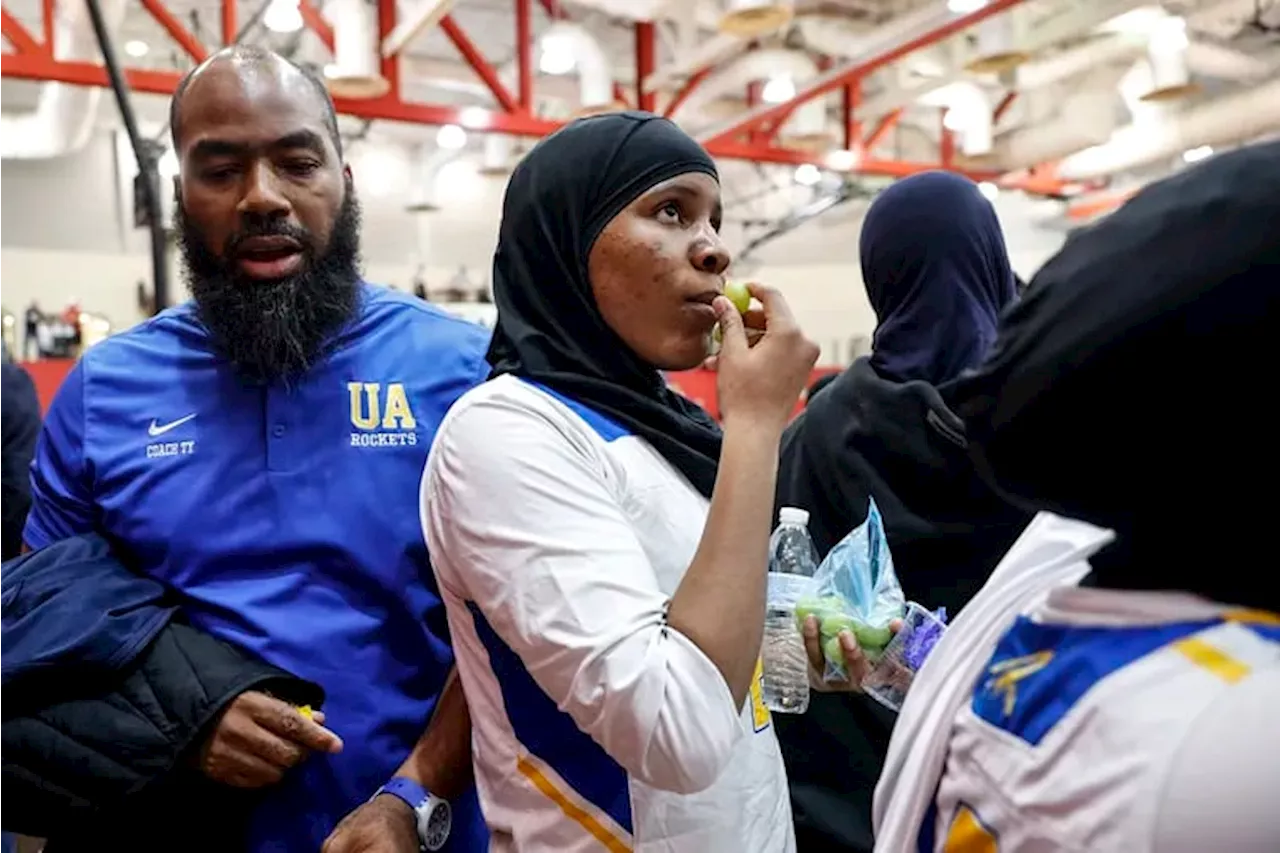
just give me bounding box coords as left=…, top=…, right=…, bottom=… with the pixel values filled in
left=773, top=172, right=1032, bottom=853
left=420, top=112, right=829, bottom=851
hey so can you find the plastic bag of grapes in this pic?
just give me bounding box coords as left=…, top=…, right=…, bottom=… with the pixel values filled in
left=792, top=498, right=906, bottom=683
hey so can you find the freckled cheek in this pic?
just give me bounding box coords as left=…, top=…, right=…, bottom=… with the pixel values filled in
left=645, top=246, right=697, bottom=326
left=598, top=241, right=655, bottom=313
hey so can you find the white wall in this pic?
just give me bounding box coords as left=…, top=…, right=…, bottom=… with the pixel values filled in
left=1, top=130, right=1068, bottom=366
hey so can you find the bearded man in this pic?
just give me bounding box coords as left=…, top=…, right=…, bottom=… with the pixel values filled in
left=23, top=46, right=489, bottom=852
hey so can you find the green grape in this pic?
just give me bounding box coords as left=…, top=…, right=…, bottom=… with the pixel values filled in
left=823, top=635, right=845, bottom=668
left=724, top=280, right=751, bottom=314
left=853, top=622, right=894, bottom=652
left=820, top=612, right=859, bottom=638
left=793, top=597, right=825, bottom=630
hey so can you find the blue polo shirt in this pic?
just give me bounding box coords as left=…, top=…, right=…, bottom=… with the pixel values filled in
left=25, top=283, right=492, bottom=851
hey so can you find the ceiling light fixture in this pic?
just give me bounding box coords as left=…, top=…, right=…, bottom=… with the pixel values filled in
left=826, top=149, right=860, bottom=171
left=437, top=124, right=467, bottom=150
left=793, top=163, right=822, bottom=186
left=263, top=0, right=304, bottom=34
left=1182, top=145, right=1213, bottom=164
left=761, top=74, right=796, bottom=104
left=539, top=34, right=576, bottom=75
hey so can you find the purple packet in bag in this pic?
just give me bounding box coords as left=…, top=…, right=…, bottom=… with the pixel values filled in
left=902, top=607, right=947, bottom=671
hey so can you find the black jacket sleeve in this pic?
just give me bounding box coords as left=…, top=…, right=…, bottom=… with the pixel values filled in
left=2, top=619, right=324, bottom=842
left=1, top=359, right=41, bottom=561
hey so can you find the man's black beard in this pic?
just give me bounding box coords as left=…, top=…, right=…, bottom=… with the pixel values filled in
left=178, top=191, right=362, bottom=383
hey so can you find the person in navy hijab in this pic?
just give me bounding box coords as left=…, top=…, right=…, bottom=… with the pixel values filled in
left=860, top=171, right=1017, bottom=387
left=773, top=172, right=1029, bottom=853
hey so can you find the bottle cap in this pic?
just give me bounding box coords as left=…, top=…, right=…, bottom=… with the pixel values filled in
left=778, top=507, right=810, bottom=527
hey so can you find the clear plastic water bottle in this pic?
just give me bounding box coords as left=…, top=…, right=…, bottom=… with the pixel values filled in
left=762, top=506, right=819, bottom=714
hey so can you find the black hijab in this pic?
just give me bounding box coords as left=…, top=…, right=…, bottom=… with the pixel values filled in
left=486, top=111, right=723, bottom=497
left=955, top=140, right=1280, bottom=611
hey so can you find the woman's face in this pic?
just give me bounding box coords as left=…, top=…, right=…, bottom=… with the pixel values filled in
left=587, top=171, right=731, bottom=371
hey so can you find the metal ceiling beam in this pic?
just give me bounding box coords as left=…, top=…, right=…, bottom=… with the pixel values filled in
left=842, top=81, right=860, bottom=153
left=376, top=0, right=401, bottom=105
left=221, top=0, right=235, bottom=46
left=439, top=14, right=519, bottom=112
left=0, top=0, right=1073, bottom=195
left=862, top=109, right=903, bottom=153
left=381, top=0, right=455, bottom=57
left=297, top=0, right=334, bottom=49
left=852, top=0, right=1150, bottom=123
left=139, top=0, right=207, bottom=62
left=635, top=20, right=656, bottom=112
left=993, top=90, right=1017, bottom=124
left=643, top=32, right=745, bottom=95
left=0, top=49, right=563, bottom=135
left=695, top=0, right=1030, bottom=146
left=516, top=0, right=533, bottom=110
left=535, top=0, right=633, bottom=108
left=663, top=66, right=712, bottom=118
left=1, top=8, right=41, bottom=54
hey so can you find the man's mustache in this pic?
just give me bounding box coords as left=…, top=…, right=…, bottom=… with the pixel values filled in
left=224, top=221, right=313, bottom=259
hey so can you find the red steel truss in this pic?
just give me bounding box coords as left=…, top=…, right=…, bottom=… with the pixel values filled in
left=0, top=0, right=1071, bottom=194
left=693, top=0, right=1027, bottom=146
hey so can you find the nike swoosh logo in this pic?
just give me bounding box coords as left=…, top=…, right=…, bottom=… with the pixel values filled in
left=148, top=413, right=197, bottom=437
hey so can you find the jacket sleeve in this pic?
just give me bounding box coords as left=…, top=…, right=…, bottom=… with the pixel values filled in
left=1, top=620, right=324, bottom=839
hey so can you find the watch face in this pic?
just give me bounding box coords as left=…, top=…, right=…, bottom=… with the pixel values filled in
left=420, top=800, right=452, bottom=852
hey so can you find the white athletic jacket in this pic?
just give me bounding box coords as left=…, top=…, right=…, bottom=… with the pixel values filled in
left=422, top=375, right=794, bottom=853
left=875, top=513, right=1280, bottom=853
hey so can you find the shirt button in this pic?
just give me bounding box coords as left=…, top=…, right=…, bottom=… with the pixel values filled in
left=272, top=424, right=286, bottom=438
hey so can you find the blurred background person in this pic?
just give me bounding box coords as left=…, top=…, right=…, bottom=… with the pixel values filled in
left=2, top=344, right=40, bottom=561
left=774, top=172, right=1031, bottom=853
left=60, top=299, right=83, bottom=358
left=21, top=303, right=42, bottom=361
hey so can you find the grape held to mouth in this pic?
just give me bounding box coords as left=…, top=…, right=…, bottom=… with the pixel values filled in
left=711, top=281, right=753, bottom=346
left=724, top=280, right=752, bottom=314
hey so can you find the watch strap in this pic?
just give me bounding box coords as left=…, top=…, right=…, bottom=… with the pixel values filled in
left=374, top=777, right=451, bottom=852
left=375, top=776, right=430, bottom=810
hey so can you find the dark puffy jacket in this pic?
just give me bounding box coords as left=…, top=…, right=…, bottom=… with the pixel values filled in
left=2, top=535, right=324, bottom=850
left=774, top=358, right=1031, bottom=853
